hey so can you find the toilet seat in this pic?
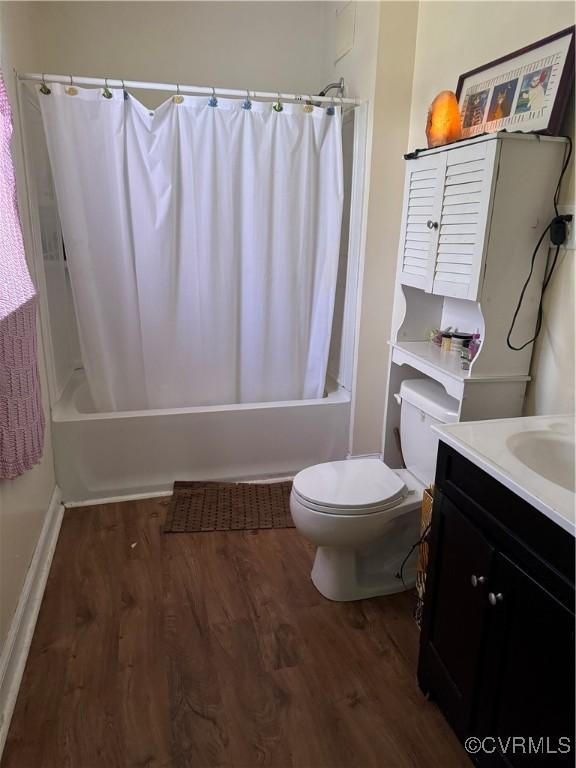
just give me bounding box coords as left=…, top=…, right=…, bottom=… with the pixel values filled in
left=292, top=459, right=408, bottom=516
left=291, top=487, right=407, bottom=516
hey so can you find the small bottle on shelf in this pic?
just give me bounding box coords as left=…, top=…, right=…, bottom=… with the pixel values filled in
left=461, top=330, right=481, bottom=369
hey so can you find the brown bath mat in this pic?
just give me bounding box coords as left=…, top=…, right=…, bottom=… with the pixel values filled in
left=163, top=480, right=294, bottom=533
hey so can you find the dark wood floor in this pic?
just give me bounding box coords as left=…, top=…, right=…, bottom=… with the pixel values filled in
left=2, top=498, right=467, bottom=768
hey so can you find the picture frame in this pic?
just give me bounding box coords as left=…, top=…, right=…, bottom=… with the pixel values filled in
left=456, top=26, right=575, bottom=138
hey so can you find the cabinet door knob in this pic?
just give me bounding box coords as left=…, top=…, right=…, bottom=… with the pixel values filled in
left=471, top=574, right=486, bottom=587
left=426, top=220, right=439, bottom=230
left=488, top=592, right=504, bottom=605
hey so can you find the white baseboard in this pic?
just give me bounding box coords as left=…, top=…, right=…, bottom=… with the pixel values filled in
left=64, top=476, right=297, bottom=508
left=65, top=489, right=172, bottom=508
left=0, top=486, right=64, bottom=758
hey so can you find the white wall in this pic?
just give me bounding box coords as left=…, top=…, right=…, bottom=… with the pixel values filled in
left=0, top=2, right=56, bottom=654
left=346, top=2, right=419, bottom=455
left=407, top=1, right=574, bottom=150
left=407, top=1, right=575, bottom=416
left=323, top=1, right=380, bottom=101
left=25, top=1, right=331, bottom=102
left=525, top=83, right=574, bottom=415
left=323, top=1, right=382, bottom=455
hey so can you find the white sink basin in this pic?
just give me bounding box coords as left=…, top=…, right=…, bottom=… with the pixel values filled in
left=506, top=429, right=575, bottom=492
left=434, top=415, right=576, bottom=535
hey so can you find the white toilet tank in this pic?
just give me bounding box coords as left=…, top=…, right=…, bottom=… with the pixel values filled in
left=399, top=379, right=459, bottom=487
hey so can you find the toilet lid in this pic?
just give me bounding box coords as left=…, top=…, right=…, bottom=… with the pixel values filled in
left=292, top=459, right=407, bottom=513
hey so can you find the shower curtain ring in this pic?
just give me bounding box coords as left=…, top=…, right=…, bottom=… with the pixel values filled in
left=273, top=91, right=283, bottom=112
left=303, top=94, right=313, bottom=113
left=242, top=89, right=252, bottom=110
left=103, top=78, right=113, bottom=99
left=173, top=83, right=184, bottom=104
left=208, top=86, right=218, bottom=107
left=65, top=74, right=77, bottom=96
left=122, top=79, right=129, bottom=101
left=39, top=74, right=51, bottom=95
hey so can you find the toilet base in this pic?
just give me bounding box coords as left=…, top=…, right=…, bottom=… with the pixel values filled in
left=310, top=510, right=419, bottom=602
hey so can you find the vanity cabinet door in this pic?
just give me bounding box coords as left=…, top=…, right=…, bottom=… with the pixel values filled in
left=418, top=492, right=495, bottom=738
left=474, top=553, right=575, bottom=768
left=398, top=153, right=446, bottom=292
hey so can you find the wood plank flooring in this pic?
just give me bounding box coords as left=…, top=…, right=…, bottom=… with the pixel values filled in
left=2, top=498, right=468, bottom=768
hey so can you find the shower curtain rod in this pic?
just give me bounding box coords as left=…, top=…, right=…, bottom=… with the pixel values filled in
left=16, top=71, right=360, bottom=106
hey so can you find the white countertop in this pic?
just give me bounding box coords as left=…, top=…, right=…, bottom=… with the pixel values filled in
left=434, top=415, right=575, bottom=536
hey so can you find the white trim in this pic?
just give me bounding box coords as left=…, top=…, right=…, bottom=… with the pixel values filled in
left=406, top=130, right=567, bottom=158
left=0, top=487, right=64, bottom=759
left=65, top=490, right=172, bottom=508
left=346, top=101, right=371, bottom=457
left=340, top=102, right=368, bottom=396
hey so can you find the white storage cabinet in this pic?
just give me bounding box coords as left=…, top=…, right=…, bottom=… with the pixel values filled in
left=383, top=133, right=568, bottom=466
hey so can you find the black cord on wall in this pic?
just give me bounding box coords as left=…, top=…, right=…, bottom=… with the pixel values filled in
left=506, top=136, right=573, bottom=351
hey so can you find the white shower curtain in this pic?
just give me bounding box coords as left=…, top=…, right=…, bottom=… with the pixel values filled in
left=37, top=84, right=343, bottom=411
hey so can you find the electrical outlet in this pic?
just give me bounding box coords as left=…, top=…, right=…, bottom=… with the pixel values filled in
left=556, top=205, right=576, bottom=250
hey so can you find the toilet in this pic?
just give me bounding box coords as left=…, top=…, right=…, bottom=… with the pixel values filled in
left=290, top=379, right=459, bottom=601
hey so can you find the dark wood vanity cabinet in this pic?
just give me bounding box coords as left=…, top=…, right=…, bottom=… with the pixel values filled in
left=418, top=442, right=575, bottom=767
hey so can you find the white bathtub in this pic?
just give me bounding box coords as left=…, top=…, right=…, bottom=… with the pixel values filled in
left=52, top=371, right=351, bottom=503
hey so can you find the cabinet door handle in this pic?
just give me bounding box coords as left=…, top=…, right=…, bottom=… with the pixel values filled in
left=426, top=220, right=439, bottom=230
left=471, top=574, right=486, bottom=588
left=488, top=592, right=504, bottom=606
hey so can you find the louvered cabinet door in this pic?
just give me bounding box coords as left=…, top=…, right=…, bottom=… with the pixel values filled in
left=398, top=154, right=446, bottom=292
left=432, top=142, right=498, bottom=299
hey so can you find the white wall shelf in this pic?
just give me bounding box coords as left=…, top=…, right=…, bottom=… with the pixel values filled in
left=390, top=341, right=530, bottom=399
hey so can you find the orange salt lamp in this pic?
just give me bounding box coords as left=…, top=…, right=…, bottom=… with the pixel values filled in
left=426, top=90, right=462, bottom=148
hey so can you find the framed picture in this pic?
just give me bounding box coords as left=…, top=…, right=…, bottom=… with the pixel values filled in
left=456, top=26, right=575, bottom=138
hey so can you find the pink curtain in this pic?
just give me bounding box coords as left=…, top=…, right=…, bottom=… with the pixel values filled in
left=0, top=72, right=44, bottom=479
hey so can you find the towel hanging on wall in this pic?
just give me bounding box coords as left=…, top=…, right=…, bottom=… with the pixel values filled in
left=0, top=72, right=45, bottom=479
